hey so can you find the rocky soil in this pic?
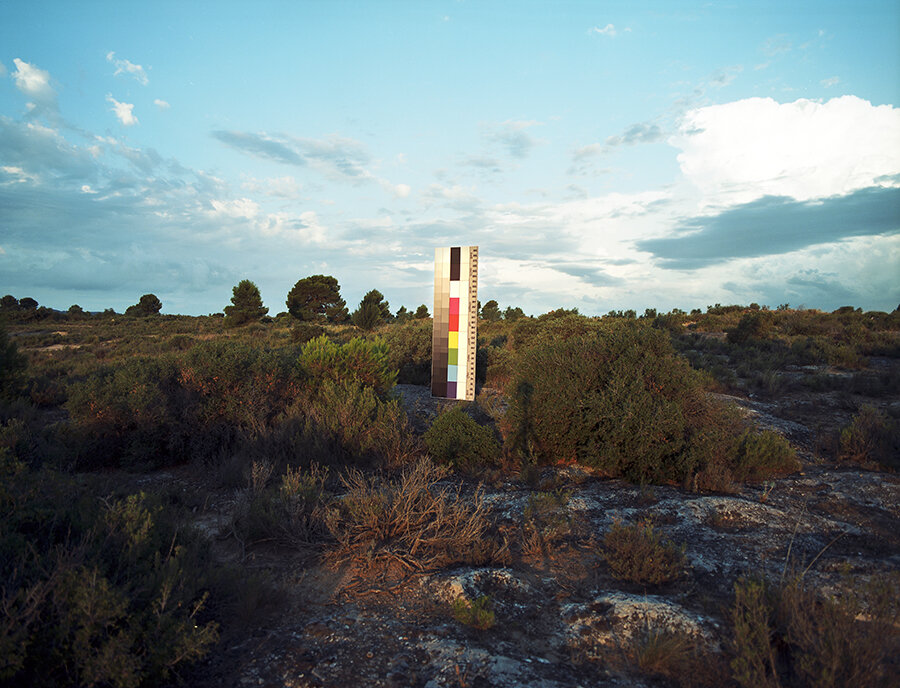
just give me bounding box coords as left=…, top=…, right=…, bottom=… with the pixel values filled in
left=161, top=383, right=900, bottom=688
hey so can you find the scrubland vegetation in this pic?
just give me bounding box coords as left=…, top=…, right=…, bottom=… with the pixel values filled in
left=1, top=293, right=898, bottom=687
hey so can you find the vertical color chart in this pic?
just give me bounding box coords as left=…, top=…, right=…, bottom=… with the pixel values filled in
left=432, top=246, right=478, bottom=400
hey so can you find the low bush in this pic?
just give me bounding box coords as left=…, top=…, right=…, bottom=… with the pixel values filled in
left=451, top=595, right=495, bottom=630
left=603, top=519, right=686, bottom=585
left=423, top=406, right=500, bottom=473
left=732, top=430, right=800, bottom=481
left=839, top=405, right=900, bottom=470
left=231, top=462, right=330, bottom=549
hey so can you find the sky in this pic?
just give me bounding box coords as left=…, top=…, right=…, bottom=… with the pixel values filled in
left=1, top=1, right=898, bottom=317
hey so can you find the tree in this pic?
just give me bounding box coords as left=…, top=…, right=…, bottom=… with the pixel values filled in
left=0, top=295, right=18, bottom=312
left=352, top=289, right=390, bottom=330
left=286, top=275, right=348, bottom=322
left=480, top=299, right=501, bottom=322
left=18, top=297, right=38, bottom=311
left=415, top=304, right=430, bottom=319
left=504, top=306, right=525, bottom=321
left=125, top=294, right=162, bottom=317
left=68, top=304, right=85, bottom=318
left=224, top=279, right=268, bottom=326
left=394, top=306, right=411, bottom=323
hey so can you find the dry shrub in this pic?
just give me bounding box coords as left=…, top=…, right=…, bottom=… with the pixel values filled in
left=603, top=519, right=686, bottom=585
left=630, top=627, right=729, bottom=687
left=324, top=459, right=502, bottom=576
left=730, top=575, right=900, bottom=688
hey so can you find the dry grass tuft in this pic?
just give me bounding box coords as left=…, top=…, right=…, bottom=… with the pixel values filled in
left=324, top=459, right=505, bottom=578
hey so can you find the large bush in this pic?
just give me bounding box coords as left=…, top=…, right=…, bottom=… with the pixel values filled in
left=504, top=319, right=740, bottom=484
left=299, top=335, right=396, bottom=396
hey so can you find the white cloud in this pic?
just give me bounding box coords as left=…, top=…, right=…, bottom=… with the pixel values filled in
left=1, top=165, right=38, bottom=185
left=209, top=198, right=259, bottom=220
left=241, top=175, right=303, bottom=199
left=11, top=58, right=55, bottom=103
left=106, top=51, right=149, bottom=85
left=821, top=76, right=840, bottom=87
left=671, top=96, right=900, bottom=205
left=154, top=99, right=170, bottom=109
left=106, top=95, right=138, bottom=126
left=589, top=24, right=617, bottom=37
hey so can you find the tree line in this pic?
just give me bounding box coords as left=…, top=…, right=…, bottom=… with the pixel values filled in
left=1, top=276, right=529, bottom=329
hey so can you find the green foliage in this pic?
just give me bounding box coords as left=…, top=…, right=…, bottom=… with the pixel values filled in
left=379, top=319, right=432, bottom=384
left=299, top=335, right=396, bottom=396
left=18, top=297, right=38, bottom=311
left=602, top=519, right=686, bottom=585
left=304, top=379, right=417, bottom=466
left=0, top=464, right=218, bottom=687
left=65, top=355, right=186, bottom=468
left=732, top=430, right=800, bottom=481
left=352, top=289, right=390, bottom=330
left=727, top=311, right=774, bottom=345
left=839, top=405, right=900, bottom=470
left=480, top=299, right=501, bottom=322
left=66, top=341, right=300, bottom=468
left=503, top=306, right=526, bottom=321
left=124, top=294, right=162, bottom=317
left=0, top=295, right=18, bottom=312
left=414, top=304, right=430, bottom=319
left=286, top=275, right=348, bottom=322
left=223, top=279, right=268, bottom=326
left=0, top=321, right=27, bottom=398
left=505, top=320, right=737, bottom=484
left=423, top=406, right=500, bottom=473
left=451, top=595, right=495, bottom=630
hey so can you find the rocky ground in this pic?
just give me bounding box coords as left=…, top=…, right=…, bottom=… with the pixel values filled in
left=158, top=380, right=900, bottom=688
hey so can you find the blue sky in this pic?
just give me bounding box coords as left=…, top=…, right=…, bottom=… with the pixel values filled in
left=1, top=1, right=898, bottom=316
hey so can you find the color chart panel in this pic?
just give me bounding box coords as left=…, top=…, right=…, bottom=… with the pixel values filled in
left=431, top=246, right=478, bottom=400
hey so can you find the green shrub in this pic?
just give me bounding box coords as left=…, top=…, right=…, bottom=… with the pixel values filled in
left=0, top=463, right=219, bottom=687
left=65, top=356, right=187, bottom=469
left=0, top=321, right=27, bottom=398
left=451, top=595, right=495, bottom=630
left=299, top=335, right=396, bottom=396
left=178, top=340, right=299, bottom=434
left=304, top=380, right=418, bottom=467
left=424, top=406, right=500, bottom=473
left=602, top=520, right=686, bottom=585
left=505, top=320, right=739, bottom=484
left=727, top=311, right=774, bottom=345
left=732, top=430, right=800, bottom=481
left=379, top=320, right=432, bottom=385
left=839, top=405, right=900, bottom=470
